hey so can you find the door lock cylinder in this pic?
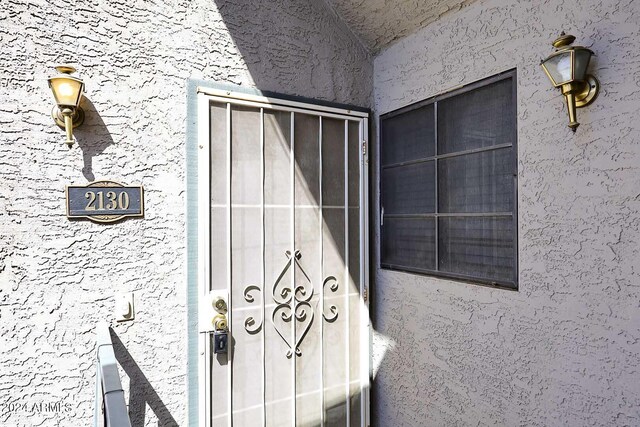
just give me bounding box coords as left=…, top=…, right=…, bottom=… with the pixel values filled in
left=212, top=313, right=229, bottom=354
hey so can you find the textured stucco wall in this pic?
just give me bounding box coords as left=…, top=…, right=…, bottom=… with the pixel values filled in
left=372, top=0, right=640, bottom=425
left=0, top=0, right=371, bottom=425
left=324, top=0, right=476, bottom=53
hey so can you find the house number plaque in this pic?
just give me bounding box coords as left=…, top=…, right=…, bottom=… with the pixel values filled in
left=66, top=180, right=144, bottom=223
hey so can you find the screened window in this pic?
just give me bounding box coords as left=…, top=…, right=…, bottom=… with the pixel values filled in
left=380, top=70, right=518, bottom=288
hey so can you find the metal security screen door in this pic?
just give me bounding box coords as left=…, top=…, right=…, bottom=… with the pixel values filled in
left=196, top=88, right=370, bottom=427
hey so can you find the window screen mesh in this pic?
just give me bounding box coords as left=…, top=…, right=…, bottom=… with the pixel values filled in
left=382, top=161, right=435, bottom=214
left=438, top=78, right=515, bottom=154
left=438, top=148, right=513, bottom=213
left=381, top=104, right=434, bottom=165
left=380, top=72, right=517, bottom=287
left=382, top=218, right=436, bottom=271
left=438, top=217, right=514, bottom=282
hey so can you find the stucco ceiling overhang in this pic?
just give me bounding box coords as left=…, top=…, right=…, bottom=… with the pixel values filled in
left=323, top=0, right=476, bottom=53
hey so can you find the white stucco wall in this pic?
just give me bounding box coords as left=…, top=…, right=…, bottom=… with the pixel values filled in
left=372, top=0, right=640, bottom=425
left=0, top=1, right=371, bottom=425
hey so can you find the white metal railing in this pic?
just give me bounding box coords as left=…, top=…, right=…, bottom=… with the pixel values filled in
left=94, top=323, right=132, bottom=427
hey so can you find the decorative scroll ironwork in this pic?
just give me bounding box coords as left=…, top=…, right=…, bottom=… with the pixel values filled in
left=322, top=276, right=339, bottom=322
left=243, top=249, right=340, bottom=358
left=243, top=285, right=262, bottom=334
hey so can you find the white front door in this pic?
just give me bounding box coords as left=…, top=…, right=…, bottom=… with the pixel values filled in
left=197, top=89, right=370, bottom=427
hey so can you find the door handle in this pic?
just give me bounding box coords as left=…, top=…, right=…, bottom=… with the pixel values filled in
left=212, top=313, right=228, bottom=331
left=213, top=297, right=227, bottom=314
left=212, top=297, right=229, bottom=354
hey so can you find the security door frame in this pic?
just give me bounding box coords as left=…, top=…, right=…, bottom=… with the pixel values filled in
left=194, top=86, right=370, bottom=427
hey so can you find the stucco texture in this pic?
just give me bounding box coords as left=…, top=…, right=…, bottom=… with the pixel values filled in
left=372, top=0, right=640, bottom=426
left=324, top=0, right=476, bottom=53
left=0, top=0, right=371, bottom=425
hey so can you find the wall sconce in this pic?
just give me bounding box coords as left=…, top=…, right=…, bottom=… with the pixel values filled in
left=540, top=32, right=600, bottom=132
left=48, top=66, right=85, bottom=147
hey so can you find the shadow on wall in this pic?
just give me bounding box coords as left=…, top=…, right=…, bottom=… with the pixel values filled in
left=212, top=0, right=369, bottom=104
left=109, top=328, right=179, bottom=427
left=73, top=97, right=114, bottom=181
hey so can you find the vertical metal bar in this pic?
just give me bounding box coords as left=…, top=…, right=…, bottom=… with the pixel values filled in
left=358, top=118, right=367, bottom=426
left=197, top=94, right=212, bottom=427
left=344, top=120, right=351, bottom=427
left=260, top=108, right=266, bottom=427
left=94, top=360, right=102, bottom=427
left=290, top=111, right=296, bottom=427
left=434, top=103, right=439, bottom=271
left=318, top=116, right=325, bottom=427
left=511, top=73, right=519, bottom=287
left=227, top=102, right=233, bottom=427
left=361, top=117, right=370, bottom=427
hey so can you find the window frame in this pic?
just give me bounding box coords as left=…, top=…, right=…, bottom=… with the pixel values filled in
left=379, top=69, right=518, bottom=289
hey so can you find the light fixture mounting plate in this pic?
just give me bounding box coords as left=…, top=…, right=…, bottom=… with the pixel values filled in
left=575, top=74, right=599, bottom=108
left=51, top=106, right=85, bottom=129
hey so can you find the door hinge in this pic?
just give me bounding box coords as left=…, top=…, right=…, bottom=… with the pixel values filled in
left=362, top=140, right=367, bottom=156
left=363, top=286, right=368, bottom=302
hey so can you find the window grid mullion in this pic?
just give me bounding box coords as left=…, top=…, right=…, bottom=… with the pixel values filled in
left=434, top=101, right=439, bottom=272
left=384, top=213, right=514, bottom=218
left=380, top=142, right=513, bottom=170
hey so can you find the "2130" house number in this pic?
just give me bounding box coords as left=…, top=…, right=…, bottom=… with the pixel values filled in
left=66, top=180, right=144, bottom=223
left=84, top=190, right=131, bottom=211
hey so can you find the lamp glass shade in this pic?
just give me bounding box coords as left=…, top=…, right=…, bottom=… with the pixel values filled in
left=541, top=51, right=573, bottom=86
left=573, top=48, right=593, bottom=81
left=48, top=76, right=84, bottom=108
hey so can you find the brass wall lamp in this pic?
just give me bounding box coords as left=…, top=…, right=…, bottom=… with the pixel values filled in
left=540, top=32, right=600, bottom=132
left=48, top=66, right=85, bottom=147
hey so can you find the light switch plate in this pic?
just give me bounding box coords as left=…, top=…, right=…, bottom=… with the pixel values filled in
left=115, top=292, right=135, bottom=322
